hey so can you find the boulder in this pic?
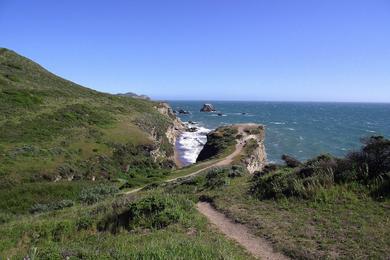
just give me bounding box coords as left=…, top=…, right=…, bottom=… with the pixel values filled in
left=281, top=154, right=301, bottom=168
left=178, top=109, right=190, bottom=114
left=187, top=127, right=198, bottom=132
left=200, top=103, right=216, bottom=112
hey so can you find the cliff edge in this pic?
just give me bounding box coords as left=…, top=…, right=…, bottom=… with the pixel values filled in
left=197, top=124, right=266, bottom=173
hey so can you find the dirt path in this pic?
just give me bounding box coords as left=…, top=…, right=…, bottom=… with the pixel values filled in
left=197, top=202, right=289, bottom=260
left=123, top=124, right=287, bottom=259
left=124, top=125, right=247, bottom=195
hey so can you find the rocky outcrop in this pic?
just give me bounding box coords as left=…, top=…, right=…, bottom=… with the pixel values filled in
left=178, top=109, right=190, bottom=114
left=200, top=103, right=216, bottom=112
left=239, top=125, right=267, bottom=174
left=196, top=124, right=267, bottom=173
left=196, top=126, right=238, bottom=162
left=155, top=102, right=185, bottom=167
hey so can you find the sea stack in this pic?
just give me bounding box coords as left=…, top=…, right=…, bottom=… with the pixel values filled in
left=200, top=103, right=216, bottom=112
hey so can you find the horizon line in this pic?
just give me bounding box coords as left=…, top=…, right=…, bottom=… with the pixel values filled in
left=156, top=99, right=390, bottom=104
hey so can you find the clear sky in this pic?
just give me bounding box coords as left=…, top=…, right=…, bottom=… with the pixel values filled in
left=1, top=0, right=389, bottom=102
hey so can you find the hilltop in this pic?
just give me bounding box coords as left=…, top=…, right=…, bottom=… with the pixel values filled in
left=0, top=48, right=182, bottom=214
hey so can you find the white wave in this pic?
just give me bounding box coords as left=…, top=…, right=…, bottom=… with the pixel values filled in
left=270, top=122, right=286, bottom=125
left=177, top=123, right=211, bottom=165
left=286, top=128, right=295, bottom=131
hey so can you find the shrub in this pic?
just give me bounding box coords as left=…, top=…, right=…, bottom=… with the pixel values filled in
left=78, top=185, right=119, bottom=205
left=205, top=168, right=229, bottom=189
left=29, top=200, right=75, bottom=214
left=250, top=155, right=336, bottom=200
left=52, top=221, right=73, bottom=242
left=341, top=136, right=390, bottom=183
left=76, top=216, right=94, bottom=230
left=127, top=195, right=189, bottom=230
left=98, top=194, right=191, bottom=233
left=281, top=154, right=301, bottom=168
left=228, top=165, right=248, bottom=178
left=251, top=136, right=390, bottom=200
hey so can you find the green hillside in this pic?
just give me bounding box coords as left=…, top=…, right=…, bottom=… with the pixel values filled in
left=0, top=49, right=255, bottom=258
left=0, top=48, right=175, bottom=214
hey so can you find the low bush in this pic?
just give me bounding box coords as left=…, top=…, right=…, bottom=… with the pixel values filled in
left=78, top=185, right=119, bottom=205
left=30, top=200, right=75, bottom=214
left=205, top=168, right=229, bottom=189
left=251, top=136, right=390, bottom=200
left=76, top=216, right=94, bottom=231
left=98, top=194, right=192, bottom=233
left=281, top=154, right=301, bottom=168
left=228, top=165, right=248, bottom=178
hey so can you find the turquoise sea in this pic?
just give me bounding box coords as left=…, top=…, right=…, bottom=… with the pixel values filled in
left=169, top=101, right=390, bottom=164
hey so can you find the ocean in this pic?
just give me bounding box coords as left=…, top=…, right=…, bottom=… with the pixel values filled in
left=169, top=101, right=390, bottom=165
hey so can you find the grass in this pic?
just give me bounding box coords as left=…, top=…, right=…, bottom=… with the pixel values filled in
left=0, top=49, right=254, bottom=259
left=164, top=151, right=390, bottom=259
left=197, top=126, right=238, bottom=162
left=0, top=48, right=179, bottom=215
left=207, top=176, right=390, bottom=259
left=0, top=190, right=253, bottom=259
left=0, top=181, right=101, bottom=215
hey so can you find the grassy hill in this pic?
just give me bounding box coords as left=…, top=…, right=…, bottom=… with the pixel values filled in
left=2, top=48, right=388, bottom=259
left=0, top=48, right=176, bottom=214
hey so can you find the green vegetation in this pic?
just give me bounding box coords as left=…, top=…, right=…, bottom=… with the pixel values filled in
left=250, top=136, right=390, bottom=200
left=164, top=138, right=390, bottom=259
left=196, top=126, right=238, bottom=161
left=0, top=49, right=255, bottom=259
left=0, top=190, right=252, bottom=259
left=1, top=48, right=388, bottom=259
left=0, top=48, right=177, bottom=215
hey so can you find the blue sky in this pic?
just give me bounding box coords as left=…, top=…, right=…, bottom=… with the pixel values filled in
left=1, top=0, right=389, bottom=102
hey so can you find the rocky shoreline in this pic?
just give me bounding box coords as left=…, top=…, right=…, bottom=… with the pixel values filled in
left=175, top=121, right=211, bottom=167
left=156, top=102, right=210, bottom=168
left=161, top=102, right=267, bottom=171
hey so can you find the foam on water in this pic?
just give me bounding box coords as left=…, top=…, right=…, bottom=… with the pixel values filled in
left=170, top=101, right=390, bottom=163
left=176, top=122, right=211, bottom=166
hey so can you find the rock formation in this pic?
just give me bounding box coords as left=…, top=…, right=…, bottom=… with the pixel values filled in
left=178, top=109, right=190, bottom=114
left=238, top=125, right=267, bottom=173
left=196, top=124, right=267, bottom=173
left=200, top=103, right=216, bottom=112
left=154, top=102, right=186, bottom=167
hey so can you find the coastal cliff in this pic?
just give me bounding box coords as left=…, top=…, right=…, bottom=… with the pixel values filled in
left=238, top=124, right=267, bottom=173
left=154, top=102, right=185, bottom=167
left=196, top=124, right=267, bottom=173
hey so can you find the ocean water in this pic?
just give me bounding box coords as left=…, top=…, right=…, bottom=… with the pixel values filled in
left=169, top=101, right=390, bottom=164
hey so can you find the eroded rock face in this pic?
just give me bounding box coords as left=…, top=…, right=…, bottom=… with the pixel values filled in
left=200, top=103, right=216, bottom=112
left=240, top=125, right=267, bottom=174
left=196, top=124, right=267, bottom=173
left=244, top=139, right=267, bottom=174
left=155, top=102, right=185, bottom=167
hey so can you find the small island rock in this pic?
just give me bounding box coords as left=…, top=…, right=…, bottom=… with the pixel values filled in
left=200, top=103, right=216, bottom=112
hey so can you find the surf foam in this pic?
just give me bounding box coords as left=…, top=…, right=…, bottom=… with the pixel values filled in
left=176, top=122, right=211, bottom=166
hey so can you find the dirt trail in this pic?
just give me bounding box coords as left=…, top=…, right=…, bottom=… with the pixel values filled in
left=197, top=202, right=289, bottom=260
left=124, top=125, right=247, bottom=195
left=123, top=124, right=287, bottom=259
